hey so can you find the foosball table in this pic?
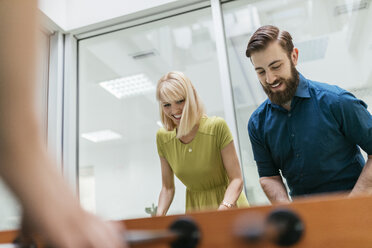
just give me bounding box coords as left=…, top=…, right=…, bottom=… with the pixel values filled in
left=1, top=194, right=371, bottom=248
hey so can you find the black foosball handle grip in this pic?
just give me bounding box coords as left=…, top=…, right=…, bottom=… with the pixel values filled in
left=127, top=218, right=201, bottom=248
left=235, top=208, right=305, bottom=246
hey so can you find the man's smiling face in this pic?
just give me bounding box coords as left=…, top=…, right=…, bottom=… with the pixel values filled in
left=250, top=41, right=299, bottom=105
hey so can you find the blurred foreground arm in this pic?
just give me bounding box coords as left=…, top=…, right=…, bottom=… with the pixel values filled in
left=0, top=1, right=126, bottom=247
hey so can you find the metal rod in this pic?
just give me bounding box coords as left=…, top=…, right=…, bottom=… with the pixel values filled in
left=125, top=229, right=179, bottom=245
left=1, top=218, right=200, bottom=248
left=0, top=244, right=17, bottom=248
left=0, top=229, right=196, bottom=248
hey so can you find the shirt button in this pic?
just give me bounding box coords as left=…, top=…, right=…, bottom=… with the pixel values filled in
left=291, top=134, right=295, bottom=137
left=288, top=113, right=292, bottom=117
left=296, top=154, right=300, bottom=157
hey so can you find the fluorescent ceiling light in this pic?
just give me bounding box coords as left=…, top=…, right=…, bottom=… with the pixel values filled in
left=81, top=130, right=122, bottom=143
left=99, top=73, right=154, bottom=99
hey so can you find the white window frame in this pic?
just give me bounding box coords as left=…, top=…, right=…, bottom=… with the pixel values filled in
left=61, top=0, right=243, bottom=197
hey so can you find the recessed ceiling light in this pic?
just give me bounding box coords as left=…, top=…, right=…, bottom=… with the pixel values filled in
left=99, top=73, right=154, bottom=99
left=81, top=130, right=122, bottom=143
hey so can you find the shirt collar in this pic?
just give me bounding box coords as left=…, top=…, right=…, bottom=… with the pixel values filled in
left=295, top=73, right=310, bottom=98
left=267, top=72, right=310, bottom=106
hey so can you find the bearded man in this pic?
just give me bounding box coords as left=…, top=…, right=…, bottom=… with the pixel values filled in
left=246, top=25, right=372, bottom=203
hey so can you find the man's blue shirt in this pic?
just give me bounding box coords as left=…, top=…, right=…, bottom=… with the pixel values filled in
left=248, top=73, right=372, bottom=196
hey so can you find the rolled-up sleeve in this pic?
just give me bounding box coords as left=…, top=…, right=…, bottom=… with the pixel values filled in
left=248, top=117, right=279, bottom=177
left=332, top=92, right=372, bottom=155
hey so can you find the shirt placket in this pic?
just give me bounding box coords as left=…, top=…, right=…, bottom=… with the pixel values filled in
left=287, top=107, right=305, bottom=190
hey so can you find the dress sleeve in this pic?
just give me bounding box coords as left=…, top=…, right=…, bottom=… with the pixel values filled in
left=156, top=129, right=165, bottom=158
left=331, top=92, right=372, bottom=155
left=215, top=117, right=233, bottom=150
left=248, top=116, right=280, bottom=177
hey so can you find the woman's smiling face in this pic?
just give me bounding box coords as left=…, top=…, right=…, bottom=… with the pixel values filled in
left=161, top=98, right=185, bottom=126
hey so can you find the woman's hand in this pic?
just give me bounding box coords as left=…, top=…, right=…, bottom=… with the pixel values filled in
left=218, top=204, right=230, bottom=211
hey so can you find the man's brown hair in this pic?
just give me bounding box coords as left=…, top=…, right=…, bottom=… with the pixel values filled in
left=246, top=25, right=294, bottom=58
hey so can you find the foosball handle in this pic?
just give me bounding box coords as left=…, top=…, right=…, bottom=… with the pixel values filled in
left=126, top=217, right=201, bottom=248
left=236, top=208, right=305, bottom=246
left=267, top=209, right=305, bottom=246
left=169, top=218, right=201, bottom=248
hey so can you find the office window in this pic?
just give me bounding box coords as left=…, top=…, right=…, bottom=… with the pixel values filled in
left=78, top=6, right=227, bottom=220
left=222, top=0, right=372, bottom=205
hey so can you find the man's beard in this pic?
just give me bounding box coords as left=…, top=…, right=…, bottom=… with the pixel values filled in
left=261, top=64, right=299, bottom=106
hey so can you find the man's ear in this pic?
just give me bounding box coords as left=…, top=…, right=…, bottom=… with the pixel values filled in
left=291, top=48, right=299, bottom=66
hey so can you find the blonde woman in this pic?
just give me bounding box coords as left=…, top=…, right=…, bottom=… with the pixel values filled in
left=155, top=71, right=249, bottom=215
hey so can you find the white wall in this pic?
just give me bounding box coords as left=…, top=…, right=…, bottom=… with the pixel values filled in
left=38, top=0, right=182, bottom=31
left=38, top=0, right=67, bottom=29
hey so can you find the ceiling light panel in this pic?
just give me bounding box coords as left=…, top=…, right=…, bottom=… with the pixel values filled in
left=82, top=130, right=122, bottom=143
left=99, top=73, right=154, bottom=99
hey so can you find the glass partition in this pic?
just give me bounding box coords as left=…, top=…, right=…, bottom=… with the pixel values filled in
left=222, top=0, right=372, bottom=205
left=78, top=6, right=227, bottom=220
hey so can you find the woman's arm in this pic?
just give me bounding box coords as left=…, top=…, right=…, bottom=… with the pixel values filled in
left=219, top=141, right=244, bottom=210
left=156, top=157, right=175, bottom=216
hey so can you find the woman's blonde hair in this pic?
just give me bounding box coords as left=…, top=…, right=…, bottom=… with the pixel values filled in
left=156, top=71, right=205, bottom=138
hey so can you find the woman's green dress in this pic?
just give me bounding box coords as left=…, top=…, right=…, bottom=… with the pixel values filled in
left=156, top=116, right=249, bottom=212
